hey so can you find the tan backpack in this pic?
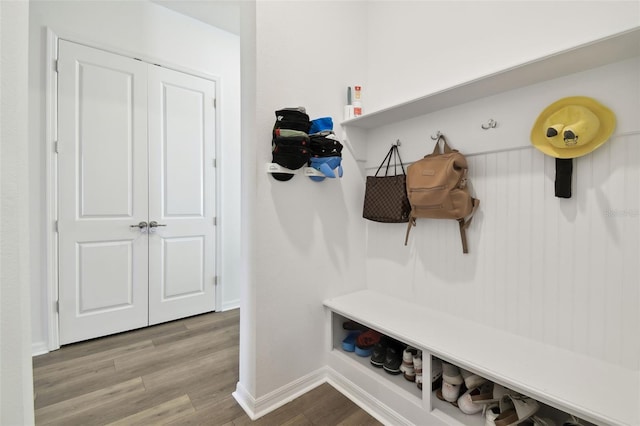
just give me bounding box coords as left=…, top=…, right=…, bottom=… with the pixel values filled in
left=404, top=135, right=480, bottom=253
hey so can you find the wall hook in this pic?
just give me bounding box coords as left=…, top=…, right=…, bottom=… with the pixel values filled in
left=430, top=131, right=442, bottom=140
left=481, top=119, right=498, bottom=130
left=392, top=139, right=401, bottom=147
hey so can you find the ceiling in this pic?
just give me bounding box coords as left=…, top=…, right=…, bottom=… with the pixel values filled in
left=151, top=0, right=242, bottom=35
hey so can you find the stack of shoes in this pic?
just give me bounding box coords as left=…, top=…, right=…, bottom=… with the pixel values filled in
left=355, top=329, right=382, bottom=357
left=400, top=347, right=419, bottom=382
left=340, top=321, right=367, bottom=353
left=307, top=117, right=343, bottom=182
left=438, top=362, right=464, bottom=406
left=270, top=107, right=311, bottom=181
left=485, top=394, right=540, bottom=426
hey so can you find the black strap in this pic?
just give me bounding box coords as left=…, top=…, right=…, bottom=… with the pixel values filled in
left=375, top=144, right=406, bottom=177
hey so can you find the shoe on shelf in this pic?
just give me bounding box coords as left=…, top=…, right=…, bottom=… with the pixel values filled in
left=442, top=381, right=462, bottom=403
left=493, top=395, right=540, bottom=426
left=431, top=357, right=443, bottom=391
left=342, top=320, right=368, bottom=331
left=383, top=342, right=405, bottom=375
left=370, top=336, right=390, bottom=367
left=341, top=331, right=361, bottom=352
left=442, top=362, right=464, bottom=385
left=457, top=382, right=493, bottom=415
left=472, top=383, right=518, bottom=406
left=461, top=368, right=488, bottom=389
left=414, top=351, right=423, bottom=389
left=355, top=329, right=381, bottom=357
left=436, top=388, right=459, bottom=408
left=400, top=347, right=418, bottom=382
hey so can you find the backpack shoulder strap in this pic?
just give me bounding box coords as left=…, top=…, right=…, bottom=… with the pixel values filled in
left=457, top=198, right=480, bottom=253
left=404, top=215, right=416, bottom=246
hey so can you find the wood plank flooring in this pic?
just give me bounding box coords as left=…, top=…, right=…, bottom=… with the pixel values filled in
left=33, top=309, right=383, bottom=425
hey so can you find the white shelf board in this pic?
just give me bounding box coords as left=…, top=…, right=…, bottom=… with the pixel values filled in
left=324, top=290, right=640, bottom=426
left=341, top=27, right=640, bottom=130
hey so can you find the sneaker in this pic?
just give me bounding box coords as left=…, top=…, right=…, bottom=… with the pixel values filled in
left=431, top=357, right=443, bottom=391
left=341, top=331, right=361, bottom=352
left=472, top=383, right=518, bottom=406
left=442, top=362, right=463, bottom=385
left=355, top=330, right=381, bottom=357
left=461, top=368, right=488, bottom=389
left=494, top=395, right=539, bottom=426
left=442, top=381, right=462, bottom=403
left=457, top=382, right=493, bottom=415
left=400, top=347, right=418, bottom=381
left=414, top=351, right=423, bottom=389
left=383, top=344, right=404, bottom=375
left=370, top=337, right=389, bottom=367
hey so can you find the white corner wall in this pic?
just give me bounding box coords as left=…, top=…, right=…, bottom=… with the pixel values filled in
left=236, top=0, right=369, bottom=412
left=239, top=0, right=640, bottom=421
left=1, top=0, right=35, bottom=423
left=29, top=0, right=241, bottom=352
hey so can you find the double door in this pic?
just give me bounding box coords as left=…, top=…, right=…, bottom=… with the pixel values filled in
left=57, top=40, right=217, bottom=345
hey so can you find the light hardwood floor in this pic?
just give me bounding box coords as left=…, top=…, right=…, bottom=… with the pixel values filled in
left=33, top=309, right=383, bottom=425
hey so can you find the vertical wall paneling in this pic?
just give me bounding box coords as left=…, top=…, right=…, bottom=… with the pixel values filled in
left=362, top=57, right=639, bottom=370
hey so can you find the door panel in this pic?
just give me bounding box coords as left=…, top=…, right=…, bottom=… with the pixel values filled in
left=148, top=66, right=216, bottom=325
left=78, top=62, right=136, bottom=217
left=163, top=84, right=206, bottom=217
left=58, top=40, right=149, bottom=345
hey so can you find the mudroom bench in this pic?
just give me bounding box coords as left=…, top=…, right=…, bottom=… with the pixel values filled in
left=324, top=290, right=639, bottom=426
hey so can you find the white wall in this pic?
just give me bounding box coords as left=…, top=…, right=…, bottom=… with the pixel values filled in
left=1, top=0, right=35, bottom=423
left=365, top=57, right=640, bottom=370
left=241, top=0, right=369, bottom=403
left=238, top=0, right=640, bottom=419
left=28, top=0, right=242, bottom=352
left=365, top=1, right=640, bottom=113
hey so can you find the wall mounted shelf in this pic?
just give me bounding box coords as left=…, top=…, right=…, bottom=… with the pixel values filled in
left=341, top=28, right=640, bottom=130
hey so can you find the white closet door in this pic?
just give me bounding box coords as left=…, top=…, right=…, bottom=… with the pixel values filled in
left=147, top=66, right=217, bottom=325
left=57, top=40, right=149, bottom=345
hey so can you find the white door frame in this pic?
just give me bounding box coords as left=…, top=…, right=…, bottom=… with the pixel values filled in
left=44, top=28, right=223, bottom=351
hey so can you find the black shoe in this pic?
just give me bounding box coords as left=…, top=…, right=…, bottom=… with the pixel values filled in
left=383, top=344, right=404, bottom=375
left=370, top=338, right=388, bottom=368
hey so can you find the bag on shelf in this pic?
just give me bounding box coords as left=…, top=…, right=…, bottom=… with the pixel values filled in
left=363, top=144, right=411, bottom=223
left=405, top=135, right=479, bottom=253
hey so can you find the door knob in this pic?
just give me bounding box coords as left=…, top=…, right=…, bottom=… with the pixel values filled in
left=130, top=221, right=148, bottom=229
left=149, top=221, right=167, bottom=228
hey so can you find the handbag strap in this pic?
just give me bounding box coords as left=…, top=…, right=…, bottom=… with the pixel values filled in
left=374, top=146, right=394, bottom=176
left=431, top=134, right=454, bottom=155
left=375, top=144, right=406, bottom=176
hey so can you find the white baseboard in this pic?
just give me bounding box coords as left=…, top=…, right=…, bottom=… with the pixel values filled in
left=32, top=341, right=49, bottom=357
left=221, top=299, right=240, bottom=312
left=325, top=366, right=411, bottom=426
left=232, top=367, right=411, bottom=425
left=233, top=368, right=326, bottom=420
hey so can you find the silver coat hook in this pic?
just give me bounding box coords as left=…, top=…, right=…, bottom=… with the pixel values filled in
left=481, top=119, right=497, bottom=130
left=392, top=139, right=401, bottom=147
left=430, top=131, right=442, bottom=140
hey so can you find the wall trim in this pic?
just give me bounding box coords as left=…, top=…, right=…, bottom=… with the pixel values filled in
left=232, top=366, right=412, bottom=425
left=325, top=367, right=411, bottom=426
left=233, top=368, right=326, bottom=420
left=221, top=299, right=240, bottom=312
left=32, top=341, right=49, bottom=357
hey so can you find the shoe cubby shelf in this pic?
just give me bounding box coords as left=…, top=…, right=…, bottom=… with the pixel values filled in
left=324, top=290, right=639, bottom=426
left=340, top=28, right=640, bottom=130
